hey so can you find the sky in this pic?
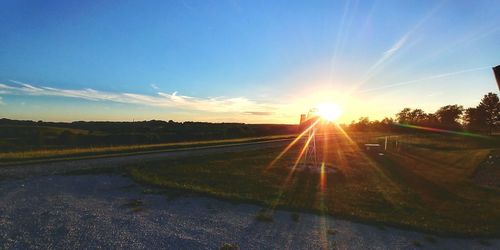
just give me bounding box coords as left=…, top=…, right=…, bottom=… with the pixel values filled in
left=0, top=0, right=499, bottom=124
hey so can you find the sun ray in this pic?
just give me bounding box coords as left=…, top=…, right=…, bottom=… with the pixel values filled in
left=334, top=124, right=404, bottom=205
left=394, top=123, right=490, bottom=138
left=285, top=130, right=316, bottom=183
left=264, top=118, right=321, bottom=171
left=268, top=128, right=318, bottom=211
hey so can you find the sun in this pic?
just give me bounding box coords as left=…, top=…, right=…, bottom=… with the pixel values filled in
left=315, top=102, right=342, bottom=122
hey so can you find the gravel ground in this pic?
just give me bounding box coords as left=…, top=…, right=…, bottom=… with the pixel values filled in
left=0, top=174, right=498, bottom=249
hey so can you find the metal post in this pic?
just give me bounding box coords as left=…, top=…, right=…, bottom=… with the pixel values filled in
left=302, top=109, right=319, bottom=168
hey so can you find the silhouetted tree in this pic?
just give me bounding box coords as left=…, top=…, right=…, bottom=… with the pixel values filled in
left=357, top=117, right=370, bottom=131
left=422, top=113, right=439, bottom=127
left=396, top=108, right=412, bottom=123
left=435, top=105, right=463, bottom=129
left=409, top=109, right=426, bottom=124
left=464, top=107, right=487, bottom=132
left=396, top=108, right=436, bottom=128
left=477, top=92, right=500, bottom=134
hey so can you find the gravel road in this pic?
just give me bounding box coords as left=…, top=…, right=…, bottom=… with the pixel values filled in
left=1, top=174, right=498, bottom=249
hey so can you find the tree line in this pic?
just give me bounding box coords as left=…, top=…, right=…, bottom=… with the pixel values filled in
left=347, top=92, right=500, bottom=134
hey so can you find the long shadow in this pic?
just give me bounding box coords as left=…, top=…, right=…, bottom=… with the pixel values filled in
left=370, top=151, right=463, bottom=204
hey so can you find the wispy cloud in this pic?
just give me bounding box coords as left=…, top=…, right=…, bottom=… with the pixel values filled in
left=243, top=111, right=274, bottom=116
left=0, top=80, right=279, bottom=114
left=0, top=96, right=4, bottom=105
left=150, top=83, right=160, bottom=90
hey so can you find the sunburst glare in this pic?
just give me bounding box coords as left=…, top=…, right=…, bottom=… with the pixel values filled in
left=316, top=102, right=342, bottom=122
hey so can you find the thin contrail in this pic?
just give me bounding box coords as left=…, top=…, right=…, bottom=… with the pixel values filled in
left=348, top=0, right=447, bottom=93
left=359, top=66, right=491, bottom=94
left=330, top=0, right=357, bottom=78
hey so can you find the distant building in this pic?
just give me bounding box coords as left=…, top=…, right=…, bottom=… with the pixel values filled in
left=298, top=112, right=319, bottom=131
left=299, top=114, right=307, bottom=132
left=300, top=114, right=306, bottom=125
left=493, top=65, right=500, bottom=91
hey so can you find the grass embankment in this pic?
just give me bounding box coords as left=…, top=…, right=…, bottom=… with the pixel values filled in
left=127, top=132, right=500, bottom=237
left=0, top=134, right=295, bottom=164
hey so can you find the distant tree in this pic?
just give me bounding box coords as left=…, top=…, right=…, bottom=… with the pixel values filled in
left=381, top=117, right=394, bottom=125
left=477, top=92, right=500, bottom=134
left=464, top=107, right=487, bottom=132
left=348, top=117, right=370, bottom=131
left=435, top=105, right=463, bottom=129
left=366, top=117, right=394, bottom=131
left=409, top=109, right=427, bottom=124
left=357, top=117, right=370, bottom=130
left=370, top=120, right=382, bottom=130
left=396, top=108, right=435, bottom=127
left=396, top=108, right=412, bottom=123
left=422, top=113, right=439, bottom=127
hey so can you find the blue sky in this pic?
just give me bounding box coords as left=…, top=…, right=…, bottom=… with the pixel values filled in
left=0, top=0, right=499, bottom=123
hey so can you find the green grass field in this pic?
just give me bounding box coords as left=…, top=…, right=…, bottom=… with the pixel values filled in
left=127, top=131, right=500, bottom=237
left=0, top=124, right=90, bottom=136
